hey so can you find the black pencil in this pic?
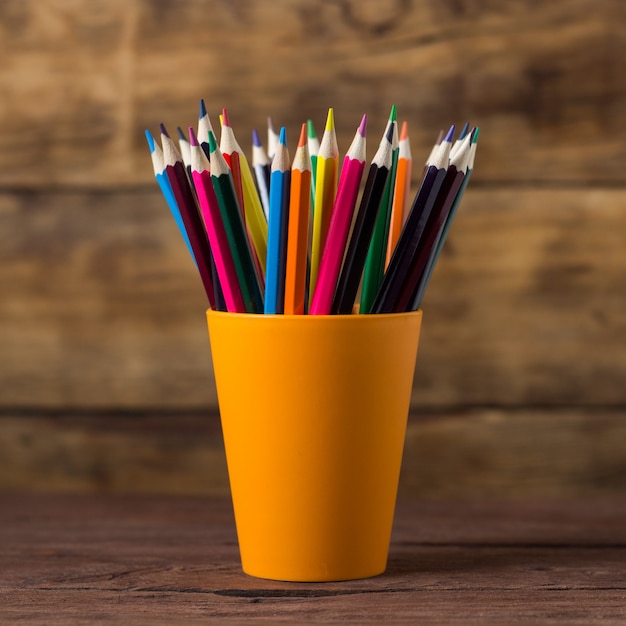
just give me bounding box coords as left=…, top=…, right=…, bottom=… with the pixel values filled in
left=331, top=122, right=394, bottom=315
left=409, top=127, right=479, bottom=311
left=395, top=131, right=473, bottom=312
left=370, top=126, right=454, bottom=314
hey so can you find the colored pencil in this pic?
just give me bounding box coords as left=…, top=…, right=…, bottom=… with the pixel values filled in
left=160, top=124, right=217, bottom=308
left=306, top=119, right=320, bottom=204
left=176, top=126, right=193, bottom=182
left=208, top=130, right=264, bottom=313
left=331, top=121, right=394, bottom=315
left=424, top=128, right=444, bottom=172
left=218, top=111, right=268, bottom=277
left=409, top=127, right=479, bottom=311
left=309, top=114, right=367, bottom=315
left=284, top=124, right=312, bottom=315
left=198, top=99, right=215, bottom=160
left=267, top=116, right=279, bottom=161
left=252, top=129, right=271, bottom=220
left=394, top=130, right=472, bottom=313
left=309, top=108, right=339, bottom=295
left=360, top=106, right=399, bottom=314
left=385, top=119, right=412, bottom=269
left=189, top=128, right=246, bottom=313
left=449, top=121, right=470, bottom=161
left=145, top=129, right=195, bottom=262
left=370, top=125, right=455, bottom=314
left=264, top=128, right=291, bottom=314
left=220, top=109, right=245, bottom=214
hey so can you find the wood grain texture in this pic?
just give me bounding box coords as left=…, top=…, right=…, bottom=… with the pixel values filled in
left=2, top=187, right=625, bottom=409
left=1, top=494, right=625, bottom=624
left=1, top=410, right=624, bottom=497
left=0, top=0, right=624, bottom=187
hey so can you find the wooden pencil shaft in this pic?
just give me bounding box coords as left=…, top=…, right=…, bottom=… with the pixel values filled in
left=192, top=168, right=247, bottom=313
left=370, top=166, right=446, bottom=314
left=395, top=168, right=466, bottom=312
left=409, top=170, right=474, bottom=311
left=283, top=169, right=311, bottom=315
left=331, top=163, right=390, bottom=314
left=359, top=150, right=398, bottom=314
left=165, top=162, right=216, bottom=308
left=212, top=172, right=264, bottom=313
left=265, top=169, right=291, bottom=314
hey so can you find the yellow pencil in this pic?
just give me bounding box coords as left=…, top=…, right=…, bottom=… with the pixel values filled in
left=309, top=108, right=339, bottom=294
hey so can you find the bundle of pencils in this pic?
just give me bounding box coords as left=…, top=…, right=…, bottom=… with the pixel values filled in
left=145, top=101, right=479, bottom=315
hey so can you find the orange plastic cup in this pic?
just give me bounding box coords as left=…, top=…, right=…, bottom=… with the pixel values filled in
left=206, top=309, right=422, bottom=582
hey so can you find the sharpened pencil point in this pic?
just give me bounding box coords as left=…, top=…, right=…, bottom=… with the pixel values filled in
left=400, top=121, right=409, bottom=141
left=443, top=124, right=456, bottom=143
left=188, top=126, right=199, bottom=147
left=279, top=126, right=287, bottom=145
left=298, top=123, right=307, bottom=147
left=389, top=104, right=397, bottom=122
left=208, top=130, right=217, bottom=153
left=176, top=126, right=187, bottom=141
left=267, top=117, right=276, bottom=132
left=199, top=99, right=207, bottom=119
left=458, top=122, right=470, bottom=141
left=222, top=108, right=231, bottom=127
left=145, top=129, right=155, bottom=152
left=307, top=119, right=317, bottom=139
left=471, top=127, right=480, bottom=143
left=252, top=129, right=262, bottom=147
left=358, top=114, right=368, bottom=137
left=159, top=123, right=170, bottom=138
left=325, top=108, right=335, bottom=132
left=385, top=121, right=394, bottom=143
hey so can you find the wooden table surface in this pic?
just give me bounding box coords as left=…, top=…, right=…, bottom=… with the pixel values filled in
left=1, top=494, right=625, bottom=624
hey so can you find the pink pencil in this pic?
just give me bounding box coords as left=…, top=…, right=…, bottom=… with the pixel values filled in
left=309, top=115, right=367, bottom=315
left=188, top=127, right=246, bottom=313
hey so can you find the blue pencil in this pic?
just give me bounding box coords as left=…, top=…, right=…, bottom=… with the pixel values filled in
left=145, top=129, right=195, bottom=264
left=264, top=127, right=291, bottom=314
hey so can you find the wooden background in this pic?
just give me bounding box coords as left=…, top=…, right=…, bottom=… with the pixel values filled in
left=1, top=0, right=625, bottom=497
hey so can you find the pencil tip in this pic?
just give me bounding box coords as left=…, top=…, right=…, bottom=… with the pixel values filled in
left=458, top=122, right=470, bottom=141
left=389, top=104, right=397, bottom=122
left=208, top=130, right=217, bottom=152
left=298, top=123, right=307, bottom=147
left=188, top=126, right=198, bottom=147
left=267, top=116, right=276, bottom=132
left=159, top=123, right=170, bottom=138
left=222, top=108, right=231, bottom=127
left=145, top=129, right=155, bottom=152
left=325, top=108, right=335, bottom=131
left=399, top=121, right=408, bottom=141
left=471, top=127, right=480, bottom=143
left=385, top=121, right=394, bottom=143
left=252, top=128, right=262, bottom=147
left=176, top=126, right=187, bottom=141
left=279, top=126, right=287, bottom=145
left=443, top=124, right=456, bottom=143
left=307, top=119, right=317, bottom=138
left=358, top=113, right=368, bottom=136
left=199, top=99, right=207, bottom=119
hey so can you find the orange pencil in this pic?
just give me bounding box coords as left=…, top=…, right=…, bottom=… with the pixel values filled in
left=284, top=124, right=312, bottom=315
left=385, top=121, right=413, bottom=268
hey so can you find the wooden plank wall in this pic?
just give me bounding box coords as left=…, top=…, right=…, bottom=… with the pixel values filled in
left=1, top=0, right=625, bottom=497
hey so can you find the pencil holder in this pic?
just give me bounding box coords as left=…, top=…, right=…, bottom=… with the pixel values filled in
left=206, top=309, right=422, bottom=582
